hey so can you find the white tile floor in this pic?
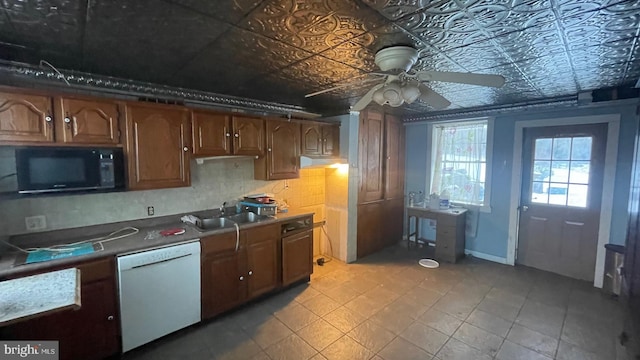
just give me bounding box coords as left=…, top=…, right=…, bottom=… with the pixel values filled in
left=123, top=243, right=632, bottom=360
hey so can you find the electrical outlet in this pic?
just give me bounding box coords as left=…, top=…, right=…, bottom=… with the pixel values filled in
left=25, top=215, right=46, bottom=231
left=147, top=206, right=155, bottom=216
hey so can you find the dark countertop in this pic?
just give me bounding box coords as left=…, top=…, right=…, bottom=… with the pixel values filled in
left=0, top=210, right=313, bottom=278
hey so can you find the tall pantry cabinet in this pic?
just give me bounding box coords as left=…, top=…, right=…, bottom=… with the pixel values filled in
left=357, top=108, right=405, bottom=258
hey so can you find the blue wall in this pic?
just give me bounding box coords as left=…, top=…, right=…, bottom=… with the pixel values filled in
left=405, top=102, right=639, bottom=260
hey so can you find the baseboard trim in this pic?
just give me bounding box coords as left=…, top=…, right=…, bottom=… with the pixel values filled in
left=464, top=250, right=509, bottom=265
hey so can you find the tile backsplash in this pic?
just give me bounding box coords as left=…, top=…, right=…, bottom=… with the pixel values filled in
left=1, top=157, right=331, bottom=235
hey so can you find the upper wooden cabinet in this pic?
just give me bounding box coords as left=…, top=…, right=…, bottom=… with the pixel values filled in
left=124, top=103, right=191, bottom=190
left=301, top=122, right=339, bottom=157
left=233, top=116, right=264, bottom=156
left=55, top=97, right=120, bottom=145
left=191, top=111, right=264, bottom=157
left=255, top=119, right=300, bottom=180
left=0, top=92, right=54, bottom=144
left=0, top=91, right=121, bottom=146
left=384, top=114, right=405, bottom=201
left=358, top=109, right=385, bottom=203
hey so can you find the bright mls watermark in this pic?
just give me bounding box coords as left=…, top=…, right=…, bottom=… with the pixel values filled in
left=0, top=341, right=58, bottom=359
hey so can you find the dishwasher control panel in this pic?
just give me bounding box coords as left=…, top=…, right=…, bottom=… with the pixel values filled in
left=281, top=216, right=313, bottom=236
left=117, top=241, right=201, bottom=270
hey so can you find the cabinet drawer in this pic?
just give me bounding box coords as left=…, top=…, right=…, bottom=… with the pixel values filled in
left=201, top=231, right=240, bottom=254
left=245, top=223, right=279, bottom=244
left=77, top=257, right=113, bottom=283
left=437, top=214, right=462, bottom=227
left=436, top=226, right=457, bottom=238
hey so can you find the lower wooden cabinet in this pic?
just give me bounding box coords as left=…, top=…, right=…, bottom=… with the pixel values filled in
left=201, top=224, right=279, bottom=319
left=357, top=199, right=404, bottom=259
left=1, top=258, right=119, bottom=360
left=282, top=229, right=313, bottom=286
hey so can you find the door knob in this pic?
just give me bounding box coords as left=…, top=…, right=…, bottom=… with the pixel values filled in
left=520, top=205, right=529, bottom=212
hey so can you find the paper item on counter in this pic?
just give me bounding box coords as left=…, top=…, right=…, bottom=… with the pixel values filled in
left=180, top=215, right=199, bottom=225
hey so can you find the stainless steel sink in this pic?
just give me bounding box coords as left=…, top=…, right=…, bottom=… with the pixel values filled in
left=195, top=217, right=234, bottom=230
left=194, top=212, right=270, bottom=231
left=226, top=212, right=267, bottom=223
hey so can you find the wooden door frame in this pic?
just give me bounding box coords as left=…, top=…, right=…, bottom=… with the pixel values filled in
left=507, top=114, right=620, bottom=288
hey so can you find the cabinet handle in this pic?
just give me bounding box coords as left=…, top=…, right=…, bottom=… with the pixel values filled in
left=248, top=270, right=253, bottom=276
left=64, top=117, right=71, bottom=123
left=268, top=148, right=272, bottom=152
left=226, top=133, right=231, bottom=137
left=183, top=146, right=189, bottom=152
left=107, top=315, right=114, bottom=321
left=45, top=116, right=52, bottom=122
left=239, top=276, right=244, bottom=281
left=234, top=133, right=239, bottom=138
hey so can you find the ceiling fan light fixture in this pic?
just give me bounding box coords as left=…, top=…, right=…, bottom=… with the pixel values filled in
left=383, top=82, right=404, bottom=106
left=401, top=83, right=421, bottom=104
left=372, top=87, right=386, bottom=105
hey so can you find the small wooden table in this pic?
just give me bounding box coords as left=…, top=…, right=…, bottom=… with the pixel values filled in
left=0, top=268, right=81, bottom=326
left=407, top=205, right=467, bottom=263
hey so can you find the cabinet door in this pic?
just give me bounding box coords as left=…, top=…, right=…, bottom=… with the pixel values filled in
left=384, top=114, right=405, bottom=200
left=263, top=120, right=300, bottom=180
left=357, top=201, right=385, bottom=258
left=201, top=250, right=246, bottom=319
left=301, top=124, right=322, bottom=156
left=245, top=224, right=279, bottom=298
left=56, top=97, right=120, bottom=144
left=282, top=230, right=313, bottom=286
left=125, top=103, right=191, bottom=190
left=232, top=116, right=264, bottom=155
left=358, top=109, right=385, bottom=203
left=192, top=110, right=231, bottom=156
left=1, top=259, right=119, bottom=360
left=383, top=198, right=404, bottom=247
left=0, top=92, right=54, bottom=143
left=322, top=124, right=339, bottom=156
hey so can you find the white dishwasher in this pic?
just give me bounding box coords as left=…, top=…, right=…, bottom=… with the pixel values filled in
left=117, top=241, right=201, bottom=352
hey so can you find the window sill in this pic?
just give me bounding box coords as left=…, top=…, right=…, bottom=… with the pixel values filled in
left=451, top=202, right=492, bottom=213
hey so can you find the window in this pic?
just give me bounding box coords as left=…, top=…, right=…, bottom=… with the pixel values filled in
left=530, top=136, right=592, bottom=207
left=430, top=119, right=492, bottom=209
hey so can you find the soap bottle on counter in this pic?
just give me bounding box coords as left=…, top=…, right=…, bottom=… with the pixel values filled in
left=439, top=190, right=450, bottom=209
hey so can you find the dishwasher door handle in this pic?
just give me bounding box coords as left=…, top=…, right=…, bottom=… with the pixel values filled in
left=130, top=253, right=193, bottom=269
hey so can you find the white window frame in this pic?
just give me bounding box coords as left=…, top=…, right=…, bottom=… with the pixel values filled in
left=426, top=117, right=494, bottom=213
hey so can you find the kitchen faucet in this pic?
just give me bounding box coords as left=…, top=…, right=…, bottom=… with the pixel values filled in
left=220, top=201, right=227, bottom=216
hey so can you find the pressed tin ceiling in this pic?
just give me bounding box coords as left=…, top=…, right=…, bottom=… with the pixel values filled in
left=0, top=0, right=639, bottom=116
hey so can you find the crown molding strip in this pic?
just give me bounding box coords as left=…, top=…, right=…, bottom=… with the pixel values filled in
left=0, top=61, right=320, bottom=119
left=404, top=96, right=578, bottom=122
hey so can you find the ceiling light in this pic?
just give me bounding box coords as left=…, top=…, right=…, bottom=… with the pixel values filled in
left=401, top=83, right=421, bottom=104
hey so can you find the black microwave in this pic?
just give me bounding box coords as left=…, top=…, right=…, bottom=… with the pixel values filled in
left=16, top=147, right=125, bottom=194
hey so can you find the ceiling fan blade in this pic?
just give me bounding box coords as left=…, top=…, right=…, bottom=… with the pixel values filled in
left=352, top=83, right=384, bottom=111
left=305, top=76, right=383, bottom=98
left=416, top=71, right=505, bottom=88
left=418, top=84, right=451, bottom=109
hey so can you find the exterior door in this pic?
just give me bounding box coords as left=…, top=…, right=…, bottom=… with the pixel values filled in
left=517, top=123, right=607, bottom=281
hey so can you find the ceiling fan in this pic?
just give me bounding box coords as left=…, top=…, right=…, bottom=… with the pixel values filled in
left=306, top=46, right=506, bottom=111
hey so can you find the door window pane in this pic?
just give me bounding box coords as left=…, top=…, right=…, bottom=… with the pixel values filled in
left=550, top=162, right=570, bottom=183
left=571, top=137, right=592, bottom=160
left=570, top=162, right=590, bottom=184
left=532, top=188, right=549, bottom=203
left=552, top=138, right=571, bottom=160
left=535, top=138, right=552, bottom=160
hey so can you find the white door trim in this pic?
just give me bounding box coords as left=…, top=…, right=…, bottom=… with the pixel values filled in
left=507, top=114, right=620, bottom=288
